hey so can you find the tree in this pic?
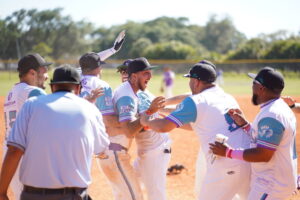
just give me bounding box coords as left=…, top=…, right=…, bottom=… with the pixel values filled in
left=201, top=15, right=246, bottom=54
left=144, top=41, right=197, bottom=59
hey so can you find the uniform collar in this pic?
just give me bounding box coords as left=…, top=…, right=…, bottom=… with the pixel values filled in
left=260, top=97, right=279, bottom=109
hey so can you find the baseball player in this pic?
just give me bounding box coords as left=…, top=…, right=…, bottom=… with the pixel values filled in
left=116, top=60, right=172, bottom=200
left=99, top=57, right=165, bottom=200
left=210, top=67, right=297, bottom=200
left=79, top=30, right=125, bottom=133
left=140, top=61, right=251, bottom=200
left=3, top=53, right=51, bottom=200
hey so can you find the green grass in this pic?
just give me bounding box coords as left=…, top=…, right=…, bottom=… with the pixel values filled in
left=0, top=69, right=299, bottom=97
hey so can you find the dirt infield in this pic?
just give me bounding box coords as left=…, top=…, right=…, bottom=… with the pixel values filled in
left=0, top=96, right=300, bottom=200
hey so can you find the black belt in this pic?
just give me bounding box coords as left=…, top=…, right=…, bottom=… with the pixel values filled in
left=23, top=185, right=86, bottom=195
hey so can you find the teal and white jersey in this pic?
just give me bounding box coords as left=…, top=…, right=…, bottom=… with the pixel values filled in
left=113, top=81, right=139, bottom=122
left=166, top=86, right=250, bottom=168
left=80, top=75, right=114, bottom=115
left=4, top=82, right=46, bottom=140
left=250, top=98, right=297, bottom=198
left=136, top=90, right=170, bottom=152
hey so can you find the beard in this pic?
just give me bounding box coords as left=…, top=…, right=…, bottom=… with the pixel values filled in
left=138, top=80, right=146, bottom=91
left=252, top=94, right=259, bottom=105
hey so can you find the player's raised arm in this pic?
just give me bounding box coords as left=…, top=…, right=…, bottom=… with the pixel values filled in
left=97, top=30, right=126, bottom=61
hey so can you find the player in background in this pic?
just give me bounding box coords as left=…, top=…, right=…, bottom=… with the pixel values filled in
left=3, top=53, right=51, bottom=200
left=141, top=61, right=251, bottom=200
left=210, top=67, right=297, bottom=200
left=161, top=66, right=175, bottom=98
left=116, top=60, right=172, bottom=200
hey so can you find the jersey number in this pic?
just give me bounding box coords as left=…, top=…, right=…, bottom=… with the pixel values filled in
left=4, top=110, right=17, bottom=138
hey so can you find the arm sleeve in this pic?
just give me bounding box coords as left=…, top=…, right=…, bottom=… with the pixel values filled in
left=166, top=97, right=197, bottom=127
left=7, top=101, right=32, bottom=151
left=92, top=113, right=110, bottom=155
left=256, top=117, right=285, bottom=151
left=95, top=86, right=114, bottom=115
left=115, top=96, right=136, bottom=122
left=28, top=88, right=46, bottom=98
left=97, top=48, right=115, bottom=61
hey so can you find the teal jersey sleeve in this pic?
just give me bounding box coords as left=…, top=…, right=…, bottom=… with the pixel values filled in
left=95, top=87, right=114, bottom=115
left=256, top=117, right=285, bottom=151
left=137, top=92, right=151, bottom=113
left=116, top=96, right=136, bottom=122
left=28, top=88, right=46, bottom=98
left=166, top=97, right=197, bottom=127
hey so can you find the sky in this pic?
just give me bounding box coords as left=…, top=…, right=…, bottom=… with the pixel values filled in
left=0, top=0, right=300, bottom=38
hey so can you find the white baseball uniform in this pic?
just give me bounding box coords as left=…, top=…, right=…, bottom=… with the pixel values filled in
left=246, top=98, right=297, bottom=200
left=99, top=81, right=143, bottom=200
left=133, top=90, right=171, bottom=200
left=3, top=82, right=46, bottom=200
left=166, top=85, right=251, bottom=200
left=80, top=75, right=114, bottom=115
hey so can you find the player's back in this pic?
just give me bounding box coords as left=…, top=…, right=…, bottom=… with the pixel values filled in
left=191, top=86, right=250, bottom=167
left=4, top=82, right=45, bottom=139
left=80, top=75, right=114, bottom=115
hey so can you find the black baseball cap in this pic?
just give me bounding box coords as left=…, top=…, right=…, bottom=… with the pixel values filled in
left=117, top=59, right=132, bottom=73
left=18, top=53, right=52, bottom=75
left=248, top=67, right=284, bottom=93
left=127, top=57, right=157, bottom=75
left=50, top=65, right=81, bottom=85
left=183, top=61, right=217, bottom=83
left=79, top=52, right=105, bottom=71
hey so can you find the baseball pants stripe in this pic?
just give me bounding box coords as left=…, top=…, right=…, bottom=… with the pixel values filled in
left=113, top=151, right=136, bottom=200
left=260, top=193, right=268, bottom=200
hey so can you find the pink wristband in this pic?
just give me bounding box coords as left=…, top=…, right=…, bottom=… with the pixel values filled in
left=231, top=150, right=244, bottom=160
left=242, top=123, right=251, bottom=132
left=226, top=148, right=233, bottom=158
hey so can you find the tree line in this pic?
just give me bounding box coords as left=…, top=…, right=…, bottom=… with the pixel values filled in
left=1, top=8, right=300, bottom=61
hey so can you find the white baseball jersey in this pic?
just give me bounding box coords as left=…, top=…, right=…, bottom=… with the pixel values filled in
left=80, top=75, right=114, bottom=115
left=136, top=90, right=170, bottom=152
left=4, top=82, right=46, bottom=140
left=167, top=86, right=250, bottom=167
left=166, top=86, right=251, bottom=199
left=249, top=98, right=297, bottom=198
left=7, top=92, right=109, bottom=188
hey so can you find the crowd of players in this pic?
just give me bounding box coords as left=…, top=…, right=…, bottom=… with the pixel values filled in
left=0, top=31, right=299, bottom=200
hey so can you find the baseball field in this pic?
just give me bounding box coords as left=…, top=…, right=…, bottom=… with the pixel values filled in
left=0, top=69, right=299, bottom=200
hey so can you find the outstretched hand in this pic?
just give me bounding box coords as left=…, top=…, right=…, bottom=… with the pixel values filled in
left=113, top=30, right=126, bottom=52
left=148, top=96, right=166, bottom=114
left=227, top=108, right=248, bottom=127
left=282, top=96, right=296, bottom=107
left=85, top=87, right=104, bottom=103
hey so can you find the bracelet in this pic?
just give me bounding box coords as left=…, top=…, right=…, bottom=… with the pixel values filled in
left=226, top=148, right=233, bottom=159
left=145, top=110, right=153, bottom=115
left=290, top=104, right=295, bottom=109
left=241, top=123, right=251, bottom=132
